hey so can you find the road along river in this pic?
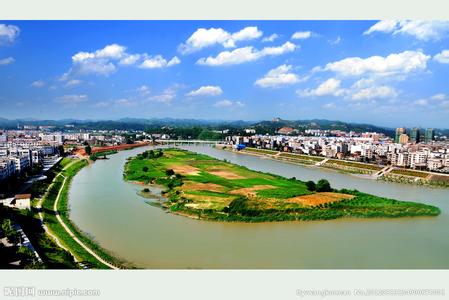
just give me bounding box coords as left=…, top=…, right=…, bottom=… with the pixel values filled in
left=68, top=145, right=449, bottom=269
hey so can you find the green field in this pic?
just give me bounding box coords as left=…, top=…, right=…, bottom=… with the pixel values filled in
left=124, top=148, right=440, bottom=222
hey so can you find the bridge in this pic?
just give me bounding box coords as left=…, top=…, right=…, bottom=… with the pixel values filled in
left=155, top=139, right=223, bottom=146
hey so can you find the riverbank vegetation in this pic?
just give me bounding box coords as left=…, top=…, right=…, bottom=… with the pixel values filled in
left=124, top=148, right=440, bottom=222
left=40, top=158, right=126, bottom=269
left=89, top=150, right=118, bottom=161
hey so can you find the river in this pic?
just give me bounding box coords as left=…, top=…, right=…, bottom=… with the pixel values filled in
left=68, top=146, right=449, bottom=269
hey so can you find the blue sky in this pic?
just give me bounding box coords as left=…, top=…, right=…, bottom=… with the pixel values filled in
left=1, top=21, right=449, bottom=128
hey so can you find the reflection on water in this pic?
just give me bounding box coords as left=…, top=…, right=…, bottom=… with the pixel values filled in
left=69, top=145, right=449, bottom=269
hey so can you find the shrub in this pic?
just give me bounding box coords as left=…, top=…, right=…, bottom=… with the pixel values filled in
left=305, top=180, right=316, bottom=191
left=142, top=166, right=149, bottom=172
left=316, top=179, right=332, bottom=192
left=166, top=169, right=175, bottom=176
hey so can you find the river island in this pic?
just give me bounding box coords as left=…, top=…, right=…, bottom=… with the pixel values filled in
left=124, top=148, right=440, bottom=222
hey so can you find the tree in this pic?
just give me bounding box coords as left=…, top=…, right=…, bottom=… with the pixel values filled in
left=142, top=166, right=149, bottom=172
left=316, top=179, right=332, bottom=192
left=84, top=145, right=92, bottom=155
left=166, top=169, right=175, bottom=176
left=305, top=181, right=316, bottom=191
left=58, top=145, right=65, bottom=156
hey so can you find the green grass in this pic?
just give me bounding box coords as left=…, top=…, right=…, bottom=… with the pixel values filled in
left=391, top=168, right=430, bottom=178
left=124, top=148, right=440, bottom=222
left=278, top=152, right=324, bottom=162
left=326, top=159, right=383, bottom=171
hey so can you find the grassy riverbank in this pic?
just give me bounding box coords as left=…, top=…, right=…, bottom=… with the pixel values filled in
left=124, top=148, right=440, bottom=222
left=41, top=158, right=126, bottom=269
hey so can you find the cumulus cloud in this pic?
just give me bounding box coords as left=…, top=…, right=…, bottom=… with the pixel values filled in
left=119, top=54, right=141, bottom=65
left=66, top=44, right=126, bottom=77
left=139, top=55, right=180, bottom=69
left=299, top=78, right=344, bottom=97
left=63, top=44, right=180, bottom=79
left=364, top=20, right=449, bottom=41
left=214, top=99, right=244, bottom=108
left=350, top=85, right=398, bottom=101
left=186, top=85, right=223, bottom=97
left=197, top=42, right=296, bottom=66
left=262, top=34, right=279, bottom=42
left=255, top=64, right=303, bottom=88
left=298, top=77, right=399, bottom=101
left=434, top=50, right=449, bottom=64
left=291, top=31, right=312, bottom=40
left=55, top=94, right=88, bottom=105
left=0, top=24, right=20, bottom=44
left=31, top=80, right=45, bottom=88
left=0, top=57, right=14, bottom=65
left=179, top=26, right=263, bottom=54
left=323, top=50, right=430, bottom=77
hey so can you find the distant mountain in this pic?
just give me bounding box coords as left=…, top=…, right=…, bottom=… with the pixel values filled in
left=252, top=118, right=396, bottom=136
left=0, top=117, right=446, bottom=137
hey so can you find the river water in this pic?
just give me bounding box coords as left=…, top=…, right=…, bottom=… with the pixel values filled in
left=68, top=146, right=449, bottom=269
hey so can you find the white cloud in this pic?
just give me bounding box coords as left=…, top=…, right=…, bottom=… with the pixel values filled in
left=329, top=36, right=342, bottom=45
left=0, top=24, right=20, bottom=44
left=31, top=80, right=45, bottom=88
left=136, top=85, right=151, bottom=96
left=139, top=55, right=180, bottom=69
left=324, top=50, right=430, bottom=77
left=186, top=85, right=223, bottom=97
left=299, top=78, right=344, bottom=97
left=291, top=31, right=312, bottom=40
left=119, top=54, right=141, bottom=65
left=65, top=79, right=82, bottom=87
left=262, top=34, right=279, bottom=42
left=197, top=42, right=296, bottom=66
left=255, top=64, right=303, bottom=88
left=350, top=85, right=398, bottom=101
left=364, top=20, right=399, bottom=35
left=431, top=93, right=449, bottom=101
left=433, top=50, right=449, bottom=64
left=68, top=44, right=125, bottom=76
left=414, top=99, right=429, bottom=106
left=149, top=88, right=176, bottom=103
left=114, top=98, right=135, bottom=107
left=179, top=26, right=263, bottom=54
left=364, top=20, right=449, bottom=41
left=214, top=99, right=244, bottom=108
left=72, top=44, right=126, bottom=63
left=64, top=44, right=179, bottom=78
left=0, top=57, right=14, bottom=65
left=55, top=94, right=88, bottom=105
left=413, top=93, right=449, bottom=108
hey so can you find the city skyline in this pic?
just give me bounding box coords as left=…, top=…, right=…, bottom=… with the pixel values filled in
left=1, top=21, right=449, bottom=127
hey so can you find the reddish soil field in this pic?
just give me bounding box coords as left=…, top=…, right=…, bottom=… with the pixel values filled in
left=91, top=142, right=150, bottom=154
